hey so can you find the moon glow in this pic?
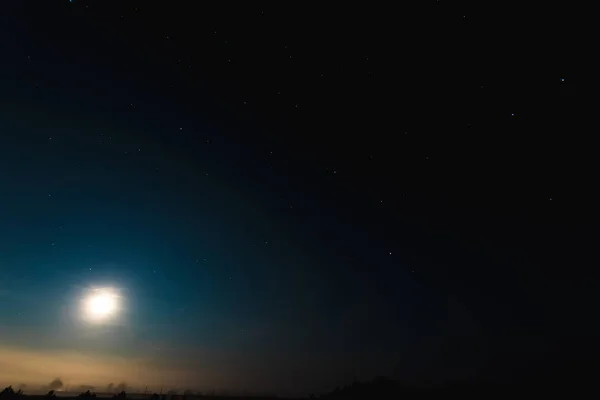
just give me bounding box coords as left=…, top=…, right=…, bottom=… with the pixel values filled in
left=82, top=288, right=120, bottom=322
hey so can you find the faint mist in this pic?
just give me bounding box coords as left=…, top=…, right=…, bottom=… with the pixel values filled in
left=0, top=345, right=194, bottom=392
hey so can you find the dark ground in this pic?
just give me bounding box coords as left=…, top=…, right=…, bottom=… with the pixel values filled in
left=4, top=371, right=595, bottom=400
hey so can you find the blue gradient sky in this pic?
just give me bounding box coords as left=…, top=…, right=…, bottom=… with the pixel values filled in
left=0, top=1, right=591, bottom=397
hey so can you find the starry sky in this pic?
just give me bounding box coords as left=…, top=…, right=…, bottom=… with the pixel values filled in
left=0, top=1, right=593, bottom=397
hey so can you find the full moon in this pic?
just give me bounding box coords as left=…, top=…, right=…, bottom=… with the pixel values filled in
left=83, top=288, right=120, bottom=322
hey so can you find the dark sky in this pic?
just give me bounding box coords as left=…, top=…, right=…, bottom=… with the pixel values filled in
left=0, top=1, right=593, bottom=397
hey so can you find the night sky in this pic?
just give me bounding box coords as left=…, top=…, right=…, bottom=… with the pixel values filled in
left=0, top=1, right=593, bottom=397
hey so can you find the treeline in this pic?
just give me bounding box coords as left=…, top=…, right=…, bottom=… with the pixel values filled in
left=1, top=375, right=590, bottom=400
left=0, top=387, right=128, bottom=400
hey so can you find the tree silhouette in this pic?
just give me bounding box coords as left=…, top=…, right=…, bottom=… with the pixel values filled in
left=0, top=387, right=15, bottom=397
left=112, top=391, right=126, bottom=400
left=77, top=390, right=96, bottom=399
left=48, top=379, right=63, bottom=391
left=0, top=387, right=23, bottom=399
